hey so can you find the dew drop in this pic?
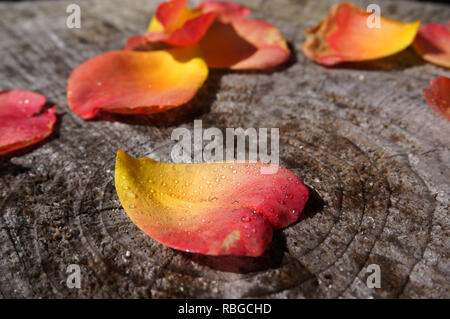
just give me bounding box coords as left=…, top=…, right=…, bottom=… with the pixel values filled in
left=241, top=216, right=251, bottom=223
left=208, top=196, right=218, bottom=202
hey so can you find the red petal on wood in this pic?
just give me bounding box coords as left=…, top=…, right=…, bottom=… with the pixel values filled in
left=0, top=90, right=56, bottom=155
left=423, top=76, right=450, bottom=120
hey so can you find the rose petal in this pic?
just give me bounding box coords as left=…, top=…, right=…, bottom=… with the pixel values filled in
left=155, top=0, right=190, bottom=31
left=196, top=0, right=251, bottom=23
left=301, top=2, right=420, bottom=65
left=413, top=22, right=450, bottom=68
left=199, top=19, right=290, bottom=69
left=0, top=90, right=56, bottom=155
left=115, top=150, right=309, bottom=256
left=126, top=0, right=216, bottom=49
left=423, top=76, right=450, bottom=121
left=67, top=47, right=209, bottom=120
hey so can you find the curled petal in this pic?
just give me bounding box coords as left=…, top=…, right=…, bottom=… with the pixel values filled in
left=67, top=47, right=209, bottom=120
left=413, top=23, right=450, bottom=68
left=199, top=19, right=290, bottom=69
left=155, top=0, right=190, bottom=31
left=423, top=76, right=450, bottom=121
left=301, top=2, right=420, bottom=65
left=196, top=0, right=251, bottom=23
left=126, top=0, right=216, bottom=49
left=115, top=150, right=309, bottom=256
left=0, top=90, right=56, bottom=155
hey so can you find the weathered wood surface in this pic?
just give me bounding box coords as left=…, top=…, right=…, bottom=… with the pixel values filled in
left=0, top=0, right=449, bottom=298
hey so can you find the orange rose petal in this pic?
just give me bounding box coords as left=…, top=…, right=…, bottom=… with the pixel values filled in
left=302, top=2, right=420, bottom=65
left=0, top=90, right=56, bottom=155
left=199, top=19, right=290, bottom=70
left=67, top=47, right=208, bottom=120
left=423, top=76, right=450, bottom=121
left=413, top=22, right=450, bottom=68
left=115, top=150, right=309, bottom=256
left=196, top=0, right=251, bottom=23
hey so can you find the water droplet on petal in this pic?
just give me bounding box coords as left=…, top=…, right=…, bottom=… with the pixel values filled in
left=241, top=216, right=251, bottom=223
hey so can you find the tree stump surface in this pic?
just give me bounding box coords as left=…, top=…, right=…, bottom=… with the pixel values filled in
left=0, top=0, right=449, bottom=298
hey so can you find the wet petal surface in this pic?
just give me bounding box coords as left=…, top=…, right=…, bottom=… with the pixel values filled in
left=67, top=47, right=209, bottom=120
left=115, top=150, right=309, bottom=256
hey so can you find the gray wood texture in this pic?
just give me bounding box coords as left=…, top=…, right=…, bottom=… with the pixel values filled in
left=0, top=0, right=449, bottom=298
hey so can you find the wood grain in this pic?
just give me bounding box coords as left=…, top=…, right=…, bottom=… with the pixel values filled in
left=0, top=0, right=449, bottom=298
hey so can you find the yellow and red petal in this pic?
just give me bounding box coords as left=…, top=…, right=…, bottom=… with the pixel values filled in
left=413, top=22, right=450, bottom=68
left=125, top=0, right=216, bottom=49
left=423, top=76, right=450, bottom=121
left=301, top=2, right=420, bottom=65
left=115, top=150, right=309, bottom=256
left=157, top=11, right=217, bottom=46
left=155, top=0, right=189, bottom=31
left=67, top=47, right=209, bottom=120
left=126, top=12, right=216, bottom=49
left=199, top=19, right=290, bottom=70
left=0, top=90, right=56, bottom=155
left=196, top=1, right=251, bottom=23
